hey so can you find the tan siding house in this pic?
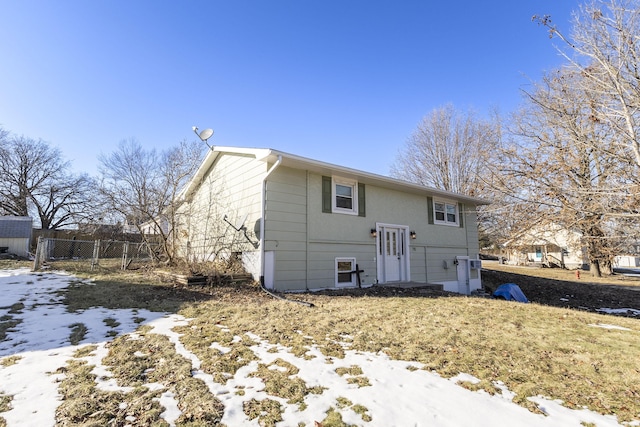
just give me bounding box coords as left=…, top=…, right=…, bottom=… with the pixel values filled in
left=177, top=146, right=488, bottom=294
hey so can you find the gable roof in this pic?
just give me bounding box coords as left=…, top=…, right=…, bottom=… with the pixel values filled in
left=502, top=221, right=583, bottom=248
left=182, top=146, right=490, bottom=206
left=0, top=216, right=33, bottom=238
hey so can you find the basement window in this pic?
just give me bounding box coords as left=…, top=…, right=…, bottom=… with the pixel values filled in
left=335, top=257, right=356, bottom=287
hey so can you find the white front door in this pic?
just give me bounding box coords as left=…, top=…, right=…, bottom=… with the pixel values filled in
left=384, top=228, right=402, bottom=281
left=377, top=224, right=409, bottom=283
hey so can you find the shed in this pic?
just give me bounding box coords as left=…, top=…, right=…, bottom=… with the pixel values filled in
left=0, top=216, right=33, bottom=258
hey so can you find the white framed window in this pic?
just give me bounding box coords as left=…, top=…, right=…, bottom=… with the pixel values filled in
left=332, top=177, right=358, bottom=215
left=433, top=200, right=458, bottom=226
left=335, top=257, right=356, bottom=287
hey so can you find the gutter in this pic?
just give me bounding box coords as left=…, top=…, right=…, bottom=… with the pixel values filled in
left=257, top=155, right=315, bottom=308
left=259, top=155, right=282, bottom=288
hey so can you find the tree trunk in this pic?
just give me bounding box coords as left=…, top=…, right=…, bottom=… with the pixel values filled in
left=600, top=258, right=613, bottom=275
left=589, top=261, right=601, bottom=278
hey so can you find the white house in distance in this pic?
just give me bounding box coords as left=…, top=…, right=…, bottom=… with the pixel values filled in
left=0, top=216, right=33, bottom=258
left=176, top=146, right=488, bottom=294
left=502, top=222, right=588, bottom=270
left=503, top=222, right=640, bottom=270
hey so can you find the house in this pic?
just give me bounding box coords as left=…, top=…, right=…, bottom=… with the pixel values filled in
left=176, top=146, right=488, bottom=294
left=0, top=216, right=33, bottom=258
left=502, top=222, right=587, bottom=270
left=613, top=241, right=640, bottom=268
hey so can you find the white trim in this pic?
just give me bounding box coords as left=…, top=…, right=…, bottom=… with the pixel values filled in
left=335, top=257, right=357, bottom=287
left=433, top=199, right=459, bottom=226
left=331, top=176, right=359, bottom=215
left=202, top=146, right=488, bottom=205
left=375, top=223, right=411, bottom=283
left=260, top=155, right=282, bottom=289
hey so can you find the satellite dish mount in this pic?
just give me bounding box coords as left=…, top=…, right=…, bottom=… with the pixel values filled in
left=192, top=126, right=214, bottom=149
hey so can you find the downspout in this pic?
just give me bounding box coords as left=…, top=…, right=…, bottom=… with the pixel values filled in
left=260, top=155, right=282, bottom=288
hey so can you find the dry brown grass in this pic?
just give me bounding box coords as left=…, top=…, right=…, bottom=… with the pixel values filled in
left=0, top=394, right=11, bottom=412
left=55, top=328, right=225, bottom=426
left=5, top=260, right=639, bottom=423
left=102, top=327, right=225, bottom=425
left=0, top=393, right=10, bottom=427
left=0, top=356, right=21, bottom=367
left=55, top=357, right=167, bottom=427
left=178, top=286, right=640, bottom=422
left=57, top=267, right=213, bottom=313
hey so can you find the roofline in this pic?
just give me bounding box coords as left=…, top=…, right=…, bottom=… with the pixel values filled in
left=181, top=145, right=490, bottom=205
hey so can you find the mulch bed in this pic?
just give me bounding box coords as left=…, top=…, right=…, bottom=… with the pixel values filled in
left=168, top=268, right=640, bottom=317
left=296, top=269, right=640, bottom=318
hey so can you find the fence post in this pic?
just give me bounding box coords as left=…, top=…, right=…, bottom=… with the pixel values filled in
left=121, top=241, right=129, bottom=270
left=32, top=236, right=43, bottom=271
left=91, top=239, right=100, bottom=271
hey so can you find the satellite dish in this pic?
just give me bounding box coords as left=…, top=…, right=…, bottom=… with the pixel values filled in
left=235, top=213, right=248, bottom=230
left=198, top=128, right=214, bottom=141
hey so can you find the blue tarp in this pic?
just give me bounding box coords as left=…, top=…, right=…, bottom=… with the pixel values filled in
left=493, top=283, right=528, bottom=303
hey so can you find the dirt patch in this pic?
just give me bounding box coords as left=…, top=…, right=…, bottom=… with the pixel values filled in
left=481, top=268, right=640, bottom=317
left=277, top=267, right=640, bottom=318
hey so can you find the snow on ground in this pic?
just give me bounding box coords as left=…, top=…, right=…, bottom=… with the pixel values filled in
left=597, top=307, right=640, bottom=316
left=0, top=268, right=637, bottom=427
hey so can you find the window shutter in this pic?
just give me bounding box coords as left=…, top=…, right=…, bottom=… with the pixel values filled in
left=358, top=183, right=366, bottom=217
left=322, top=176, right=332, bottom=213
left=459, top=203, right=464, bottom=228
left=427, top=197, right=434, bottom=224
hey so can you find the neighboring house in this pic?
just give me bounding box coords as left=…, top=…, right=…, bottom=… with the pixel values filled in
left=614, top=241, right=640, bottom=268
left=138, top=217, right=169, bottom=236
left=502, top=222, right=587, bottom=270
left=0, top=216, right=33, bottom=258
left=614, top=255, right=640, bottom=268
left=176, top=146, right=488, bottom=294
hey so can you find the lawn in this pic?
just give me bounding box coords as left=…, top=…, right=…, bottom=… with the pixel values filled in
left=1, top=259, right=639, bottom=426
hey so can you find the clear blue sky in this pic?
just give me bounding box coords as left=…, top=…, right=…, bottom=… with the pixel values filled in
left=0, top=1, right=579, bottom=177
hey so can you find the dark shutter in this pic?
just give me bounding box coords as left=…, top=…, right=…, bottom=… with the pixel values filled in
left=459, top=203, right=464, bottom=228
left=322, top=176, right=332, bottom=213
left=427, top=196, right=434, bottom=224
left=358, top=183, right=366, bottom=217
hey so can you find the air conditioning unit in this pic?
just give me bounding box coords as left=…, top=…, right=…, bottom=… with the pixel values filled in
left=470, top=259, right=482, bottom=270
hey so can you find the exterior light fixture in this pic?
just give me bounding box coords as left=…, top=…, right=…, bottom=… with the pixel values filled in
left=370, top=228, right=377, bottom=238
left=410, top=231, right=416, bottom=239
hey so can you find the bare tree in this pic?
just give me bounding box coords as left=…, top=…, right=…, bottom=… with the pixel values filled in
left=98, top=138, right=204, bottom=263
left=536, top=0, right=640, bottom=171
left=391, top=105, right=510, bottom=252
left=0, top=130, right=94, bottom=229
left=391, top=104, right=500, bottom=196
left=496, top=67, right=631, bottom=276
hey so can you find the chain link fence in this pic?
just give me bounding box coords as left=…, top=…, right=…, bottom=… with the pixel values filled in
left=32, top=237, right=162, bottom=271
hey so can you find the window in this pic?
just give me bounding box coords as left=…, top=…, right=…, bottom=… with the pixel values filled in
left=335, top=258, right=356, bottom=287
left=322, top=176, right=366, bottom=217
left=332, top=177, right=358, bottom=215
left=433, top=200, right=458, bottom=226
left=335, top=183, right=354, bottom=210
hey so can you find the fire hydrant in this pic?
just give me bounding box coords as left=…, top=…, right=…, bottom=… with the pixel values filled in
left=575, top=270, right=580, bottom=279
